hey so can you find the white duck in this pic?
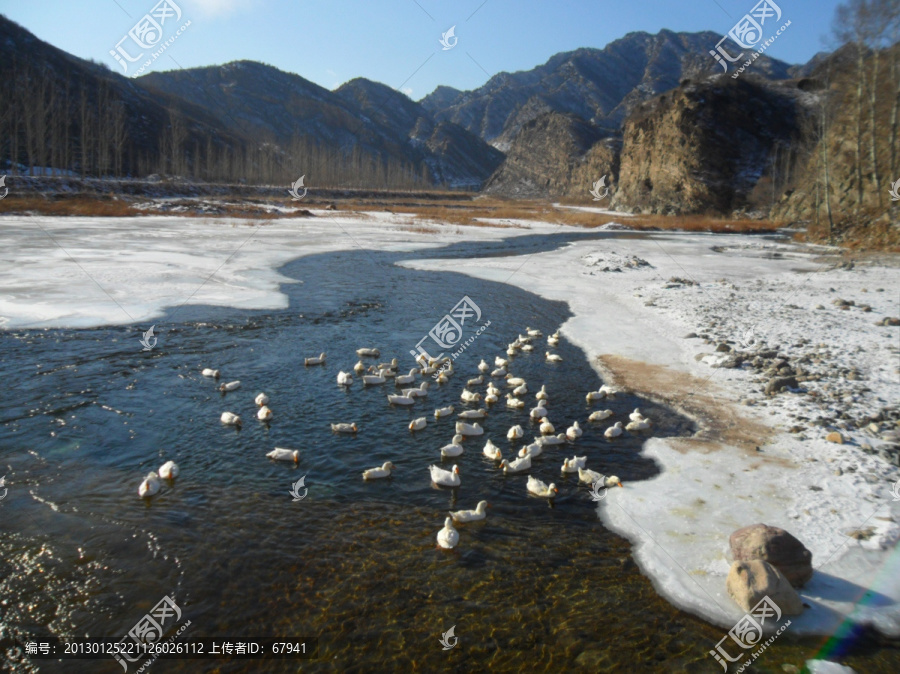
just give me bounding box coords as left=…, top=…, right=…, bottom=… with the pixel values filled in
left=434, top=405, right=455, bottom=418
left=220, top=412, right=242, bottom=427
left=460, top=389, right=481, bottom=403
left=363, top=371, right=387, bottom=385
left=337, top=371, right=353, bottom=386
left=578, top=468, right=623, bottom=489
left=409, top=417, right=427, bottom=432
left=495, top=356, right=509, bottom=368
left=436, top=517, right=460, bottom=549
left=450, top=501, right=489, bottom=523
left=539, top=433, right=566, bottom=446
left=545, top=352, right=563, bottom=363
left=486, top=383, right=501, bottom=396
left=539, top=417, right=555, bottom=435
left=304, top=352, right=326, bottom=366
left=599, top=384, right=619, bottom=397
left=518, top=441, right=542, bottom=459
left=507, top=425, right=524, bottom=441
left=377, top=357, right=399, bottom=372
left=521, top=344, right=534, bottom=352
left=201, top=368, right=220, bottom=379
left=500, top=453, right=532, bottom=473
left=158, top=461, right=179, bottom=479
left=506, top=376, right=526, bottom=387
left=138, top=472, right=161, bottom=498
left=506, top=395, right=525, bottom=409
left=387, top=394, right=416, bottom=406
left=395, top=369, right=418, bottom=386
left=529, top=405, right=548, bottom=420
left=467, top=375, right=484, bottom=387
left=219, top=380, right=241, bottom=392
left=586, top=390, right=606, bottom=402
left=478, top=359, right=490, bottom=373
left=267, top=448, right=299, bottom=463
left=526, top=327, right=543, bottom=337
left=257, top=406, right=273, bottom=421
left=455, top=421, right=484, bottom=437
left=626, top=418, right=651, bottom=432
left=356, top=348, right=380, bottom=357
left=535, top=385, right=549, bottom=401
left=561, top=456, right=588, bottom=473
left=458, top=409, right=486, bottom=419
left=548, top=334, right=559, bottom=347
left=526, top=475, right=558, bottom=498
left=482, top=439, right=503, bottom=461
left=403, top=384, right=428, bottom=398
left=331, top=422, right=358, bottom=433
left=429, top=464, right=461, bottom=487
left=566, top=421, right=583, bottom=440
left=588, top=409, right=614, bottom=422
left=353, top=361, right=366, bottom=375
left=436, top=372, right=449, bottom=385
left=491, top=367, right=507, bottom=377
left=506, top=346, right=518, bottom=357
left=513, top=384, right=528, bottom=397
left=255, top=392, right=269, bottom=406
left=485, top=393, right=499, bottom=405
left=629, top=408, right=645, bottom=422
left=604, top=422, right=624, bottom=438
left=362, top=461, right=395, bottom=480
left=441, top=435, right=465, bottom=458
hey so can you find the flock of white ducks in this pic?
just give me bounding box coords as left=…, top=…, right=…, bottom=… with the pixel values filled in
left=153, top=330, right=646, bottom=549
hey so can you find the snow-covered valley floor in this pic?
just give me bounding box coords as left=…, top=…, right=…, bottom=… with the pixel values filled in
left=2, top=212, right=898, bottom=639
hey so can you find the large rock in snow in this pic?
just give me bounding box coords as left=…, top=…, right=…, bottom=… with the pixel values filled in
left=730, top=523, right=813, bottom=588
left=726, top=559, right=804, bottom=615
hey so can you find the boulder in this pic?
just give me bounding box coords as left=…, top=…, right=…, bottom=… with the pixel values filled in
left=730, top=523, right=813, bottom=588
left=765, top=376, right=798, bottom=395
left=726, top=559, right=804, bottom=615
left=826, top=431, right=844, bottom=444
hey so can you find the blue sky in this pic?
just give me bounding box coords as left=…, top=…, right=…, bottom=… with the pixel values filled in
left=1, top=0, right=844, bottom=100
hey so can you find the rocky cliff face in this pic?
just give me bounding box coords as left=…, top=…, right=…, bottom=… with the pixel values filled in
left=482, top=113, right=606, bottom=198
left=612, top=76, right=803, bottom=214
left=422, top=30, right=793, bottom=150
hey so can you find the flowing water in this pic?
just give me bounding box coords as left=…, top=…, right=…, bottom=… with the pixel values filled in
left=1, top=233, right=898, bottom=673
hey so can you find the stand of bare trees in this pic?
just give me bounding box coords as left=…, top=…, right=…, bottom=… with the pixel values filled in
left=831, top=0, right=900, bottom=215
left=0, top=61, right=430, bottom=189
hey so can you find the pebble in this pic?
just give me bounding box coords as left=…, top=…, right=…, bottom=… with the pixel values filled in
left=826, top=431, right=845, bottom=444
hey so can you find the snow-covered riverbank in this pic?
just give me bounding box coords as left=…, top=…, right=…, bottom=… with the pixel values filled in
left=2, top=212, right=898, bottom=639
left=404, top=229, right=900, bottom=637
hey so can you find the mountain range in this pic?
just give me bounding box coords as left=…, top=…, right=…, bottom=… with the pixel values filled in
left=2, top=11, right=895, bottom=246
left=0, top=14, right=798, bottom=191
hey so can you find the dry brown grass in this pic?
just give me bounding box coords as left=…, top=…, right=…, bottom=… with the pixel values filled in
left=0, top=191, right=782, bottom=234
left=0, top=195, right=141, bottom=217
